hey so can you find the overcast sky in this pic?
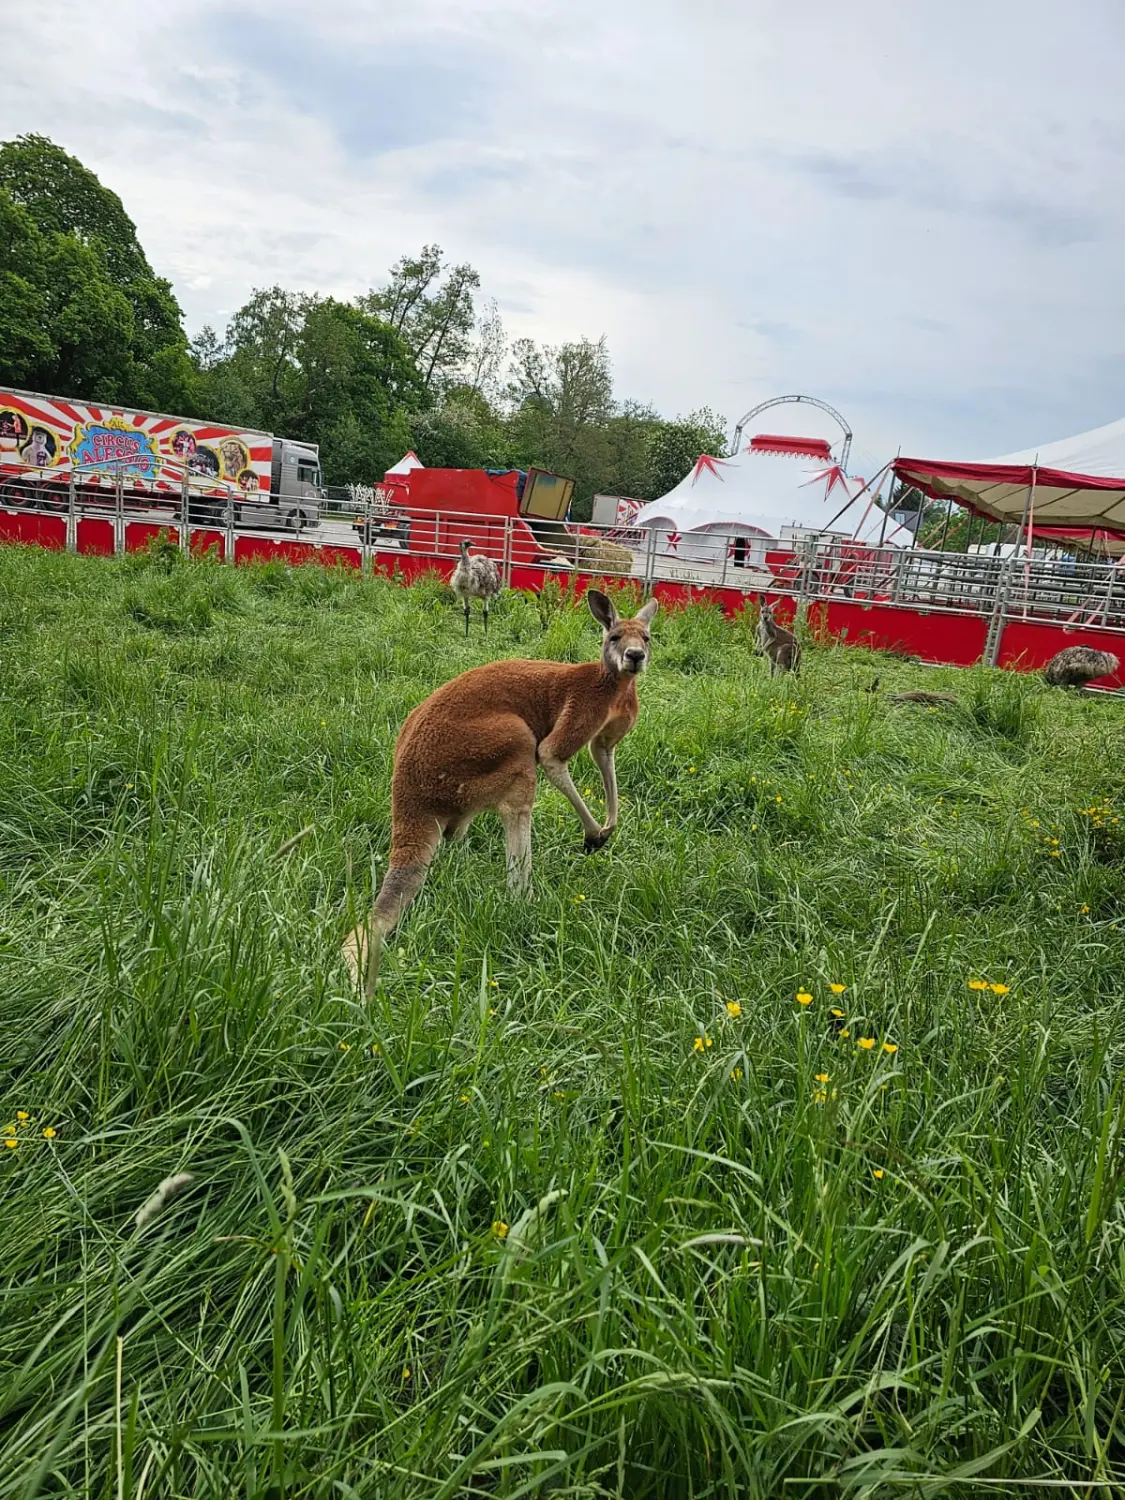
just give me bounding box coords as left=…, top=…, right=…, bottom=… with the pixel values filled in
left=5, top=0, right=1125, bottom=472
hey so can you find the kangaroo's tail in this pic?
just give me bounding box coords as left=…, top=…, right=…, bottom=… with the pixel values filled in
left=343, top=812, right=441, bottom=997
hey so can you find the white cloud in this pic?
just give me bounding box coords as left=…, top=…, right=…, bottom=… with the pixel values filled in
left=6, top=0, right=1125, bottom=462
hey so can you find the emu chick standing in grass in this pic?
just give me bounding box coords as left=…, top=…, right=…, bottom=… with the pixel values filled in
left=343, top=589, right=658, bottom=994
left=1043, top=646, right=1120, bottom=689
left=451, top=539, right=501, bottom=635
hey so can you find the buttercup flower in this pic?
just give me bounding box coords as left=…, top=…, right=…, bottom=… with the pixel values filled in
left=989, top=983, right=1010, bottom=995
left=882, top=1042, right=898, bottom=1054
left=814, top=1072, right=830, bottom=1083
left=42, top=1127, right=56, bottom=1139
left=16, top=1112, right=29, bottom=1122
left=492, top=1219, right=509, bottom=1240
left=968, top=980, right=989, bottom=991
left=796, top=992, right=813, bottom=1006
left=3, top=1138, right=16, bottom=1150
left=729, top=1068, right=743, bottom=1081
left=857, top=1037, right=876, bottom=1050
left=829, top=984, right=846, bottom=995
left=872, top=1168, right=885, bottom=1180
left=726, top=1001, right=742, bottom=1018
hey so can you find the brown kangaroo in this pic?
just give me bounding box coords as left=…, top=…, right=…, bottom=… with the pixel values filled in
left=343, top=589, right=658, bottom=993
left=756, top=600, right=801, bottom=675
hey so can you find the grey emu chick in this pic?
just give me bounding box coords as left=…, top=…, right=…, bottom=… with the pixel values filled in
left=756, top=600, right=801, bottom=675
left=451, top=540, right=501, bottom=636
left=1043, top=646, right=1119, bottom=688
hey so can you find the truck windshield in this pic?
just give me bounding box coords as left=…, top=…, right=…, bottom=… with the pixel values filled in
left=297, top=464, right=321, bottom=488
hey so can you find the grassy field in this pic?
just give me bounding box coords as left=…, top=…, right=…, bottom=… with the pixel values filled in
left=3, top=542, right=1125, bottom=1498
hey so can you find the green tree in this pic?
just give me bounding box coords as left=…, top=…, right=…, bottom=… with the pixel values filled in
left=645, top=408, right=729, bottom=498
left=361, top=245, right=479, bottom=394
left=505, top=336, right=617, bottom=519
left=0, top=192, right=51, bottom=385
left=410, top=386, right=512, bottom=470
left=0, top=135, right=191, bottom=409
left=192, top=290, right=424, bottom=485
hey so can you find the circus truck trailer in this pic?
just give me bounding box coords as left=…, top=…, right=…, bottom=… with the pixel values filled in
left=0, top=388, right=323, bottom=530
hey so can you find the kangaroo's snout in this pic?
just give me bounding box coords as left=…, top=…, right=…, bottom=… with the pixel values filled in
left=624, top=647, right=647, bottom=672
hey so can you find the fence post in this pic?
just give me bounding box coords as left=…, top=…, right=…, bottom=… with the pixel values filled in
left=114, top=470, right=125, bottom=556
left=180, top=473, right=191, bottom=554
left=360, top=499, right=372, bottom=578
left=66, top=472, right=77, bottom=553
left=643, top=525, right=657, bottom=593
left=983, top=556, right=1014, bottom=667
left=502, top=517, right=513, bottom=588
left=718, top=530, right=729, bottom=590
left=225, top=495, right=235, bottom=565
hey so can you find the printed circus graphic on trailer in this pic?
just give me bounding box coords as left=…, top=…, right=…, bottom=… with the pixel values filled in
left=0, top=393, right=273, bottom=496
left=71, top=421, right=158, bottom=478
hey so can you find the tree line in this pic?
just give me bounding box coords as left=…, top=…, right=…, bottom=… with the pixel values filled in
left=0, top=135, right=726, bottom=519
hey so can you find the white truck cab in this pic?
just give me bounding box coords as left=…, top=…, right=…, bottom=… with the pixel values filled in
left=238, top=439, right=323, bottom=530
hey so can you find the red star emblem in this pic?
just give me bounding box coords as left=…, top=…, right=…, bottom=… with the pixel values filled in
left=691, top=454, right=727, bottom=485
left=666, top=530, right=681, bottom=552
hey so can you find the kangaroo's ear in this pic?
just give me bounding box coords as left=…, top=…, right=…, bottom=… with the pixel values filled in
left=635, top=597, right=658, bottom=627
left=587, top=589, right=618, bottom=630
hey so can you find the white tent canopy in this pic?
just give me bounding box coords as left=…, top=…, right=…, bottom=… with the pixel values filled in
left=385, top=450, right=424, bottom=478
left=634, top=437, right=913, bottom=566
left=896, top=415, right=1125, bottom=533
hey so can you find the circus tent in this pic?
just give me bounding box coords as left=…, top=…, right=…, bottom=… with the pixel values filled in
left=633, top=435, right=913, bottom=566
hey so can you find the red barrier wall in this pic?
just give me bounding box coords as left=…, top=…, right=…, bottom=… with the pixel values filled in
left=814, top=600, right=990, bottom=666
left=8, top=522, right=1124, bottom=685
left=126, top=522, right=180, bottom=551
left=996, top=620, right=1125, bottom=688
left=76, top=517, right=114, bottom=556
left=0, top=511, right=66, bottom=549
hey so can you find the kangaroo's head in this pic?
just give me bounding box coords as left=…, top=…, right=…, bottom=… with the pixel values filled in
left=587, top=589, right=658, bottom=678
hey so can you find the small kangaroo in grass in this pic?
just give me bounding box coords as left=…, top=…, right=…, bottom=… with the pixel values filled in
left=756, top=600, right=801, bottom=675
left=343, top=589, right=658, bottom=994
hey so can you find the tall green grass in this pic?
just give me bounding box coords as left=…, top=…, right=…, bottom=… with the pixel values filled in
left=2, top=543, right=1125, bottom=1497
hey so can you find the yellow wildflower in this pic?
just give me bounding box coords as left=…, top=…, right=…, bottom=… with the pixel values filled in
left=459, top=1094, right=470, bottom=1104
left=16, top=1111, right=29, bottom=1122
left=829, top=1007, right=845, bottom=1018
left=730, top=1067, right=743, bottom=1081
left=989, top=983, right=1010, bottom=995
left=814, top=1072, right=830, bottom=1084
left=1081, top=904, right=1090, bottom=914
left=829, top=983, right=846, bottom=994
left=839, top=1029, right=851, bottom=1039
left=3, top=1139, right=16, bottom=1150
left=968, top=980, right=989, bottom=991
left=796, top=992, right=813, bottom=1006
left=813, top=1090, right=827, bottom=1104
left=882, top=1042, right=898, bottom=1055
left=492, top=1220, right=509, bottom=1240
left=339, top=1042, right=350, bottom=1051
left=42, top=1127, right=56, bottom=1139
left=2, top=1125, right=14, bottom=1136
left=726, top=1001, right=742, bottom=1018
left=857, top=1037, right=876, bottom=1050
left=872, top=1168, right=885, bottom=1180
